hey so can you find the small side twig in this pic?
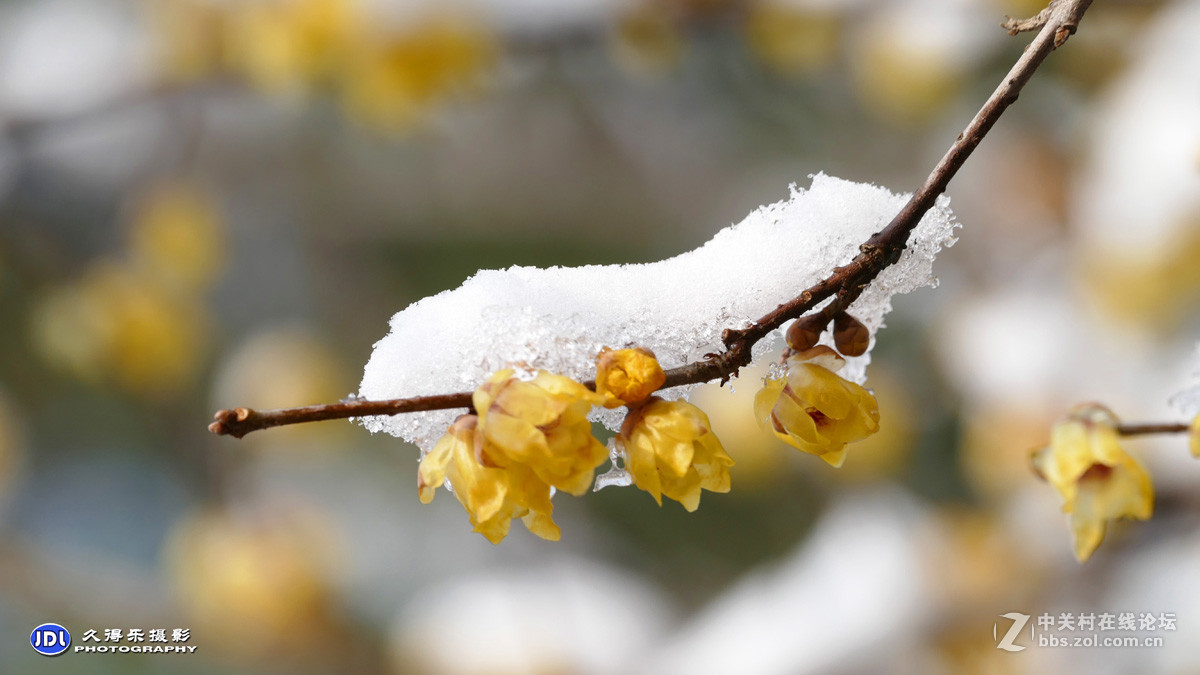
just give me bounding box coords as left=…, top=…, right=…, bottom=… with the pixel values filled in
left=210, top=0, right=1095, bottom=439
left=1004, top=0, right=1093, bottom=47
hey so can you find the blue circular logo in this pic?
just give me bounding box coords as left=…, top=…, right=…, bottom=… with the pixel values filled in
left=31, top=623, right=71, bottom=656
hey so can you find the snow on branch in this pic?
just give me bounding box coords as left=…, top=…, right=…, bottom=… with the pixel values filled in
left=359, top=175, right=956, bottom=450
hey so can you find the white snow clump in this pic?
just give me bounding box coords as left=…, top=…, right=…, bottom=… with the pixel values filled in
left=359, top=173, right=958, bottom=451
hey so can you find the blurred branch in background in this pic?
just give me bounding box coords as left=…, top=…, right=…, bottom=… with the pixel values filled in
left=1117, top=422, right=1190, bottom=436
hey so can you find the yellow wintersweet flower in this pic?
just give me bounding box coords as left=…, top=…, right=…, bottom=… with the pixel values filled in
left=595, top=347, right=666, bottom=408
left=746, top=3, right=841, bottom=77
left=851, top=13, right=965, bottom=126
left=608, top=2, right=685, bottom=80
left=754, top=346, right=879, bottom=467
left=620, top=397, right=733, bottom=511
left=341, top=16, right=494, bottom=132
left=1031, top=403, right=1154, bottom=562
left=227, top=0, right=354, bottom=92
left=32, top=263, right=207, bottom=395
left=144, top=0, right=227, bottom=82
left=473, top=369, right=607, bottom=496
left=165, top=503, right=337, bottom=654
left=129, top=182, right=225, bottom=293
left=418, top=415, right=559, bottom=544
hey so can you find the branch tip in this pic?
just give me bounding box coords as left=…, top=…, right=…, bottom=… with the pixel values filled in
left=1002, top=11, right=1050, bottom=36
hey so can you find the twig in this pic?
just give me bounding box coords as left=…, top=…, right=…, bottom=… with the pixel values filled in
left=211, top=394, right=474, bottom=439
left=210, top=0, right=1094, bottom=439
left=1003, top=0, right=1093, bottom=47
left=1116, top=422, right=1191, bottom=437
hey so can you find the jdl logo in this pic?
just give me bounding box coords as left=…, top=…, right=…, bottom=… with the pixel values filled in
left=30, top=623, right=71, bottom=656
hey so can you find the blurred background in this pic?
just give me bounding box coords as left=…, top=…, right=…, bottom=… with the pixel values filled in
left=1, top=0, right=1199, bottom=672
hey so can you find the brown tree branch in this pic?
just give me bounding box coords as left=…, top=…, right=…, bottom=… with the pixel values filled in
left=210, top=0, right=1094, bottom=440
left=1116, top=422, right=1191, bottom=437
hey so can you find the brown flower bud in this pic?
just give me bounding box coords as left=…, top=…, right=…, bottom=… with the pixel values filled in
left=786, top=314, right=828, bottom=352
left=832, top=313, right=870, bottom=357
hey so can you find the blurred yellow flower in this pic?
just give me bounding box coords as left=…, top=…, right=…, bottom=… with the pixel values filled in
left=129, top=183, right=225, bottom=293
left=342, top=17, right=494, bottom=131
left=1191, top=414, right=1200, bottom=458
left=595, top=347, right=666, bottom=408
left=851, top=14, right=964, bottom=126
left=166, top=504, right=338, bottom=654
left=474, top=369, right=607, bottom=497
left=960, top=402, right=1054, bottom=501
left=31, top=280, right=112, bottom=385
left=32, top=264, right=207, bottom=396
left=1031, top=403, right=1154, bottom=562
left=227, top=0, right=354, bottom=91
left=754, top=346, right=879, bottom=467
left=620, top=397, right=732, bottom=511
left=745, top=3, right=840, bottom=76
left=210, top=327, right=351, bottom=449
left=145, top=0, right=228, bottom=81
left=1081, top=217, right=1200, bottom=332
left=927, top=508, right=1037, bottom=612
left=419, top=415, right=559, bottom=544
left=609, top=2, right=685, bottom=79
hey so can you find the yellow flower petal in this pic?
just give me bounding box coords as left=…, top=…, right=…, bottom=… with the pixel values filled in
left=491, top=378, right=569, bottom=427
left=1070, top=511, right=1107, bottom=563
left=656, top=426, right=696, bottom=478
left=521, top=511, right=562, bottom=542
left=772, top=384, right=821, bottom=445
left=819, top=448, right=847, bottom=468
left=480, top=413, right=553, bottom=465
left=531, top=371, right=605, bottom=407
left=627, top=429, right=664, bottom=505
left=417, top=428, right=456, bottom=504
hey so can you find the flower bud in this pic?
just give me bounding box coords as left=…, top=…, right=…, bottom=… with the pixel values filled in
left=832, top=312, right=870, bottom=357
left=785, top=314, right=827, bottom=352
left=595, top=347, right=666, bottom=408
